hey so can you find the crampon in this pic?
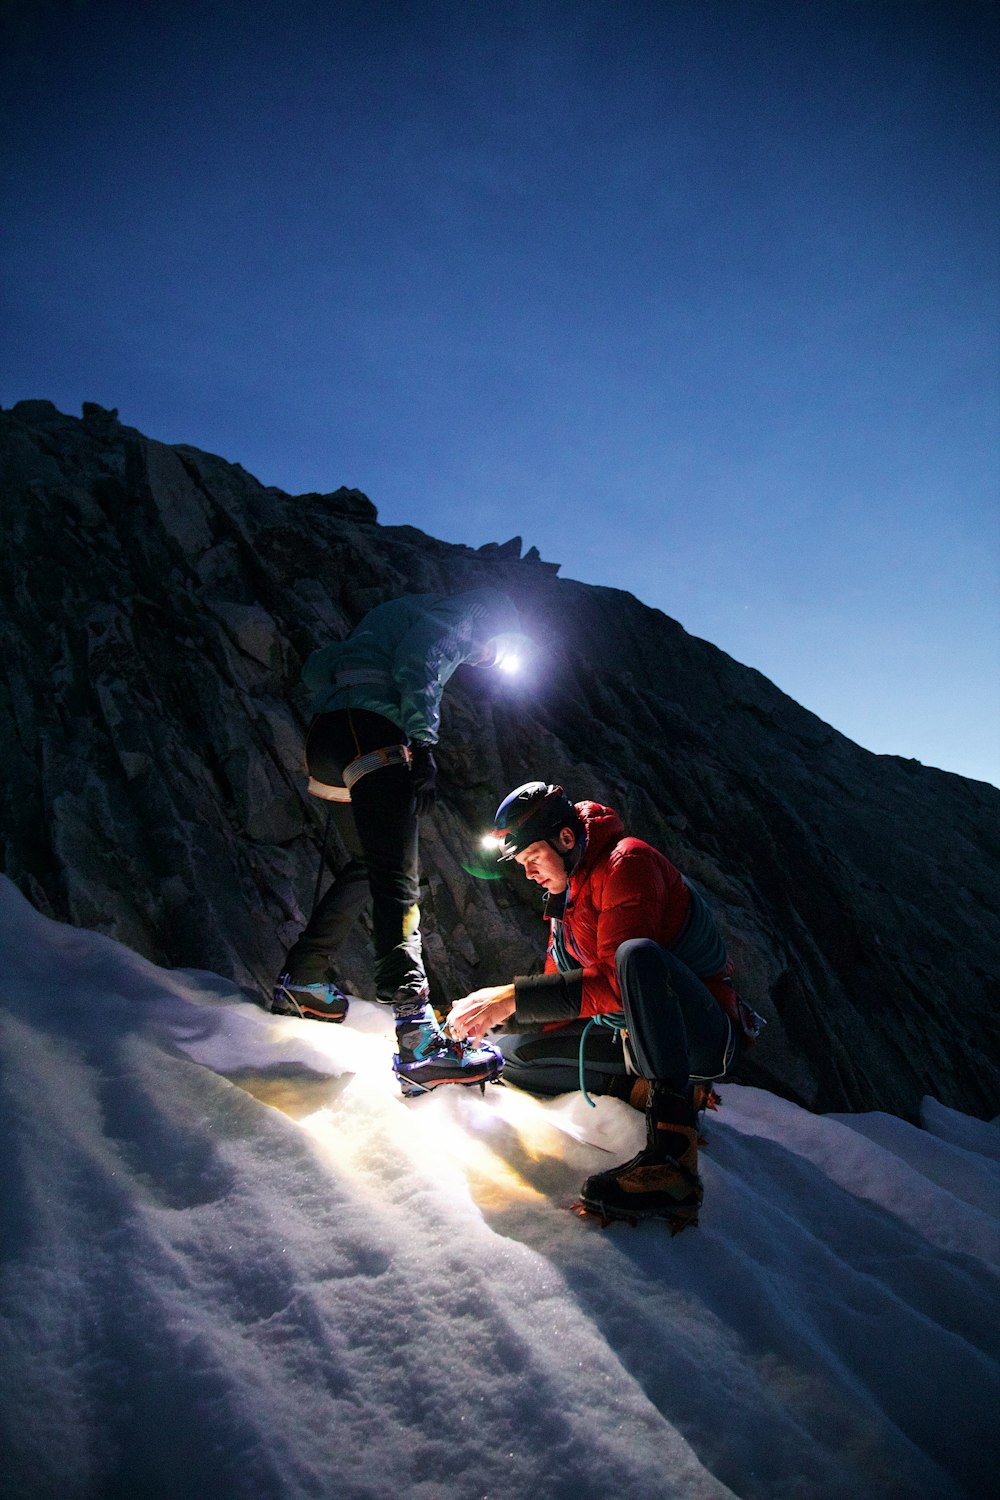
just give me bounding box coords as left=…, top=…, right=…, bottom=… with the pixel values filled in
left=573, top=1098, right=703, bottom=1234
left=569, top=1198, right=699, bottom=1235
left=392, top=1018, right=505, bottom=1098
left=395, top=1067, right=505, bottom=1099
left=271, top=975, right=349, bottom=1023
left=694, top=1082, right=722, bottom=1114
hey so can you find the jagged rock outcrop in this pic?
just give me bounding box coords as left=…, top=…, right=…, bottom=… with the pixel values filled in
left=2, top=399, right=998, bottom=1122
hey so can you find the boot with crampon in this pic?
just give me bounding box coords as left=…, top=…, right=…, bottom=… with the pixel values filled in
left=392, top=1004, right=504, bottom=1097
left=577, top=1082, right=703, bottom=1232
left=271, top=973, right=349, bottom=1022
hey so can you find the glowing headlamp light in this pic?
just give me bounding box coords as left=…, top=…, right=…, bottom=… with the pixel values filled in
left=481, top=632, right=527, bottom=675
left=492, top=644, right=521, bottom=674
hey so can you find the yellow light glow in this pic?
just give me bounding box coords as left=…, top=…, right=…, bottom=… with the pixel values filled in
left=420, top=1113, right=548, bottom=1207
left=261, top=1001, right=593, bottom=1217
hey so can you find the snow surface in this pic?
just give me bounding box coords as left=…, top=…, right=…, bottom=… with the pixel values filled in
left=0, top=875, right=997, bottom=1500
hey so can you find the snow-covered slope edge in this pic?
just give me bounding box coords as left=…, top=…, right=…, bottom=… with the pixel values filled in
left=1, top=876, right=997, bottom=1500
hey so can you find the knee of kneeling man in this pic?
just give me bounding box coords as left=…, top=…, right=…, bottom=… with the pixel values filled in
left=615, top=936, right=661, bottom=974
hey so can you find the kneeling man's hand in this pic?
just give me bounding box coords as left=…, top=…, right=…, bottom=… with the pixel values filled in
left=447, top=985, right=516, bottom=1045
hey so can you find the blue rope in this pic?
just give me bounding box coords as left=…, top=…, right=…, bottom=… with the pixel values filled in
left=578, top=1011, right=627, bottom=1107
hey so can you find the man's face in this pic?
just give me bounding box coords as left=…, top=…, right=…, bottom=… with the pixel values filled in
left=514, top=831, right=573, bottom=893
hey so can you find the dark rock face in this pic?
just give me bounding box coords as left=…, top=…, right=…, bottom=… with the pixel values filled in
left=2, top=399, right=998, bottom=1122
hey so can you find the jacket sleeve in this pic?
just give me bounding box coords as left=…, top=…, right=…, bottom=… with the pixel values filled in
left=512, top=967, right=584, bottom=1024
left=509, top=914, right=584, bottom=1027
left=391, top=592, right=518, bottom=741
left=579, top=849, right=684, bottom=1017
left=301, top=642, right=343, bottom=695
left=390, top=617, right=453, bottom=743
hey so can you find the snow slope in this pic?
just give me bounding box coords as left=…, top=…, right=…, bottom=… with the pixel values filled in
left=1, top=876, right=997, bottom=1500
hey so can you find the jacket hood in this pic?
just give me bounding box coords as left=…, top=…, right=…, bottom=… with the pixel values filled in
left=574, top=802, right=625, bottom=874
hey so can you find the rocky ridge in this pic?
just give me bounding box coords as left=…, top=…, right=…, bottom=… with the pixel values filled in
left=2, top=399, right=998, bottom=1121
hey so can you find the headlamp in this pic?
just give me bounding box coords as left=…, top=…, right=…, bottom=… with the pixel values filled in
left=495, top=648, right=521, bottom=674
left=462, top=831, right=506, bottom=880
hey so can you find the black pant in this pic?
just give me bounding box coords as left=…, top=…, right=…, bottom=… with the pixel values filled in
left=282, top=709, right=428, bottom=1005
left=498, top=938, right=733, bottom=1097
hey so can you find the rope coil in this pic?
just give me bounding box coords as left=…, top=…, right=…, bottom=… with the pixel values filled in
left=578, top=1011, right=627, bottom=1107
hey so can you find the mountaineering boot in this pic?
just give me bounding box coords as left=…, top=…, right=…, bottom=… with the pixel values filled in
left=577, top=1082, right=703, bottom=1232
left=392, top=1003, right=504, bottom=1097
left=271, top=974, right=349, bottom=1023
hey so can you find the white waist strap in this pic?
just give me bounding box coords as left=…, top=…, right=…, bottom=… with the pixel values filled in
left=307, top=743, right=411, bottom=802
left=307, top=777, right=352, bottom=803
left=343, top=743, right=411, bottom=789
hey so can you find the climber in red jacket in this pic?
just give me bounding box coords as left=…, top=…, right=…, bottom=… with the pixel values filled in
left=447, top=782, right=762, bottom=1230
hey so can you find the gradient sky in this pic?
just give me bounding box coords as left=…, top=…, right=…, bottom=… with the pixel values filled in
left=3, top=0, right=998, bottom=785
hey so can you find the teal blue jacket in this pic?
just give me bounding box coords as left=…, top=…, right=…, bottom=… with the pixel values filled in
left=302, top=589, right=521, bottom=744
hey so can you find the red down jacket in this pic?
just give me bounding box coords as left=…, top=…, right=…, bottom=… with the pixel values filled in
left=538, top=801, right=735, bottom=1020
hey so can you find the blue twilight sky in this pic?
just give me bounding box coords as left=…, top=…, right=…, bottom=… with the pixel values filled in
left=2, top=0, right=998, bottom=785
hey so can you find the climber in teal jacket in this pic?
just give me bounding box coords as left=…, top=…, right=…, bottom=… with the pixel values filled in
left=302, top=587, right=521, bottom=745
left=273, top=587, right=523, bottom=1097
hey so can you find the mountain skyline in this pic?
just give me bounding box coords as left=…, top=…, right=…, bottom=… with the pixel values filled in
left=2, top=0, right=997, bottom=785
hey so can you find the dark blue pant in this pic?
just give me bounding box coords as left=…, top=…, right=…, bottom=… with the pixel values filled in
left=498, top=938, right=733, bottom=1097
left=496, top=1017, right=628, bottom=1098
left=282, top=709, right=428, bottom=1004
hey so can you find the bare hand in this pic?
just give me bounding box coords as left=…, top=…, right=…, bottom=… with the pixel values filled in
left=447, top=985, right=516, bottom=1045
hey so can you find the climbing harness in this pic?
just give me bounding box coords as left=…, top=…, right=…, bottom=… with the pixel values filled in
left=307, top=743, right=412, bottom=803
left=343, top=742, right=412, bottom=789
left=307, top=776, right=351, bottom=803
